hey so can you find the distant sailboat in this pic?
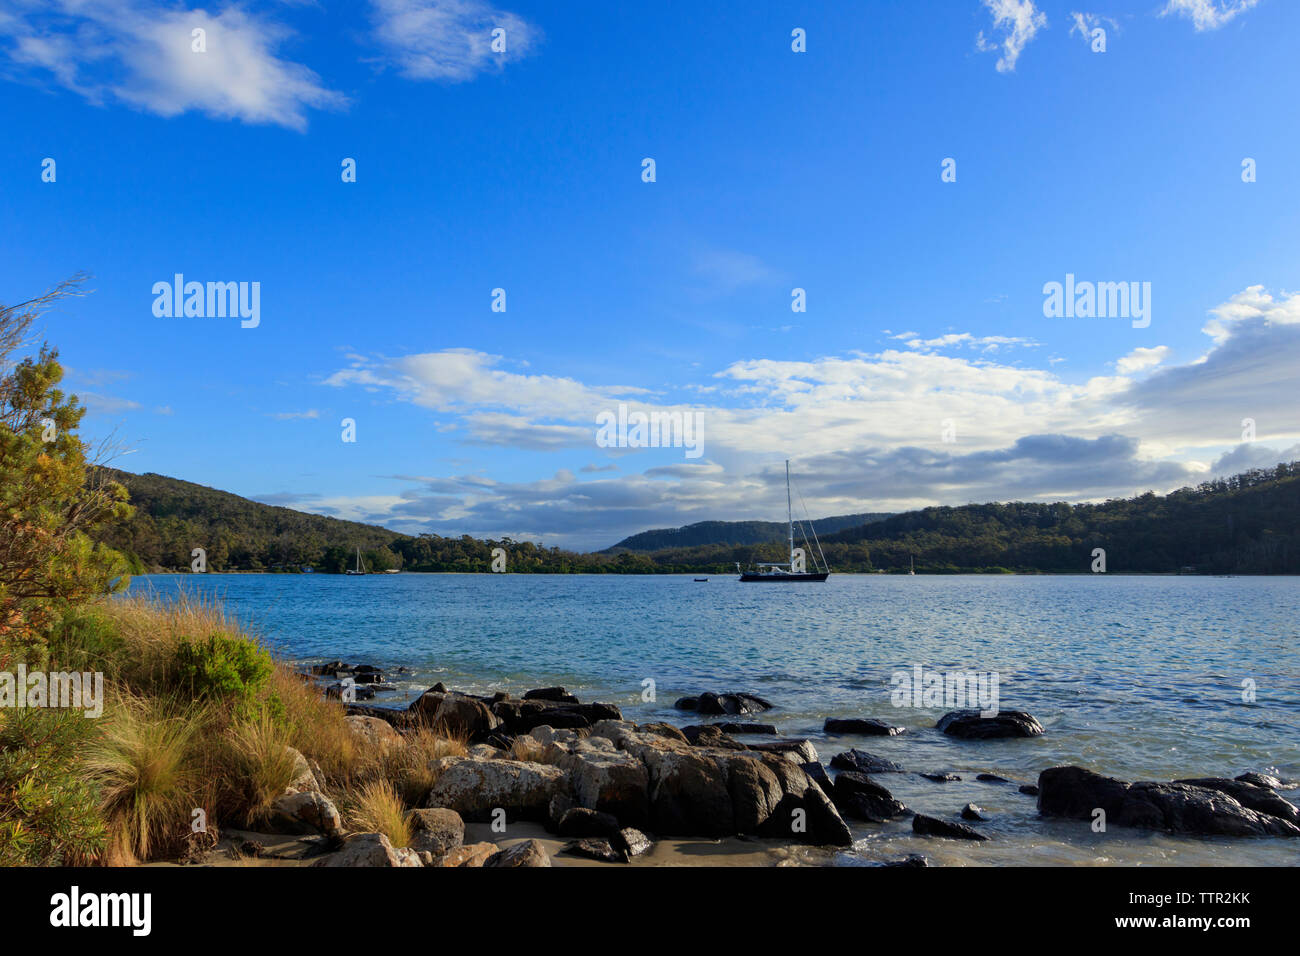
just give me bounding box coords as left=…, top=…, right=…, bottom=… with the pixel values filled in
left=345, top=546, right=366, bottom=575
left=909, top=555, right=915, bottom=575
left=738, top=460, right=830, bottom=582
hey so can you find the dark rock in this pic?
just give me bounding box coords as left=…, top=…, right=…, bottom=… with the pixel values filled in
left=1019, top=784, right=1040, bottom=796
left=920, top=772, right=962, bottom=783
left=802, top=761, right=834, bottom=795
left=977, top=773, right=1011, bottom=783
left=681, top=724, right=746, bottom=749
left=410, top=689, right=501, bottom=739
left=674, top=692, right=773, bottom=716
left=524, top=687, right=580, bottom=704
left=546, top=793, right=576, bottom=833
left=1038, top=766, right=1300, bottom=838
left=557, top=807, right=623, bottom=839
left=716, top=722, right=779, bottom=735
left=830, top=749, right=904, bottom=774
left=561, top=838, right=625, bottom=863
left=883, top=854, right=929, bottom=867
left=1236, top=772, right=1299, bottom=791
left=824, top=718, right=905, bottom=736
left=746, top=739, right=818, bottom=763
left=492, top=698, right=623, bottom=735
left=833, top=772, right=910, bottom=821
left=913, top=813, right=988, bottom=841
left=961, top=803, right=986, bottom=821
left=309, top=660, right=346, bottom=676
left=936, top=710, right=1044, bottom=739
left=1175, top=778, right=1300, bottom=826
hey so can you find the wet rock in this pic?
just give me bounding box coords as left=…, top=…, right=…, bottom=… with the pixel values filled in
left=824, top=718, right=905, bottom=736
left=830, top=748, right=904, bottom=774
left=561, top=838, right=625, bottom=863
left=802, top=761, right=834, bottom=795
left=961, top=803, right=986, bottom=821
left=716, top=722, right=778, bottom=735
left=1175, top=778, right=1300, bottom=827
left=423, top=756, right=568, bottom=822
left=493, top=697, right=623, bottom=735
left=309, top=660, right=346, bottom=676
left=314, top=832, right=421, bottom=867
left=937, top=710, right=1044, bottom=739
left=411, top=689, right=502, bottom=740
left=523, top=687, right=580, bottom=704
left=833, top=772, right=910, bottom=822
left=484, top=839, right=551, bottom=867
left=1235, top=772, right=1299, bottom=792
left=1038, top=766, right=1300, bottom=837
left=920, top=772, right=962, bottom=783
left=912, top=813, right=989, bottom=841
left=883, top=853, right=929, bottom=867
left=405, top=808, right=464, bottom=857
left=1019, top=784, right=1040, bottom=796
left=674, top=692, right=774, bottom=716
left=746, top=739, right=819, bottom=765
left=977, top=773, right=1011, bottom=783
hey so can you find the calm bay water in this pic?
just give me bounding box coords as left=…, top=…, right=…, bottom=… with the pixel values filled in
left=127, top=573, right=1300, bottom=866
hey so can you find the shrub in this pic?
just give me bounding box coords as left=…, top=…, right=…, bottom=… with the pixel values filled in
left=174, top=633, right=276, bottom=719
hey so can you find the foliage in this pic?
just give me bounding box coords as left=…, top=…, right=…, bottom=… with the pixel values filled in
left=174, top=633, right=277, bottom=719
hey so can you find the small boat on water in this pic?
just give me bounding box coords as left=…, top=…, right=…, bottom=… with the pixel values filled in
left=345, top=546, right=366, bottom=575
left=738, top=460, right=830, bottom=583
left=694, top=577, right=709, bottom=582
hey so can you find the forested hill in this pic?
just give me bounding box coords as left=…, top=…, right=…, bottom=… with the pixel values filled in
left=602, top=513, right=892, bottom=553
left=91, top=462, right=1300, bottom=574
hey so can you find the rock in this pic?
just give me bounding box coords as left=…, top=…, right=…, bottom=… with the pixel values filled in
left=830, top=749, right=904, bottom=774
left=682, top=725, right=747, bottom=749
left=547, top=792, right=576, bottom=831
left=561, top=838, right=625, bottom=863
left=716, top=723, right=778, bottom=735
left=824, top=718, right=905, bottom=736
left=492, top=698, right=623, bottom=735
left=1175, top=778, right=1300, bottom=826
left=1019, top=784, right=1040, bottom=796
left=549, top=743, right=651, bottom=828
left=637, top=722, right=689, bottom=743
left=285, top=747, right=320, bottom=794
left=314, top=832, right=422, bottom=867
left=746, top=739, right=819, bottom=765
left=832, top=772, right=909, bottom=822
left=936, top=710, right=1044, bottom=739
left=919, top=772, right=962, bottom=783
left=266, top=791, right=342, bottom=838
left=405, top=808, right=464, bottom=856
left=674, top=692, right=774, bottom=716
left=411, top=690, right=502, bottom=740
left=1235, top=771, right=1298, bottom=790
left=344, top=715, right=403, bottom=750
left=523, top=687, right=580, bottom=704
left=977, top=773, right=1011, bottom=783
left=309, top=660, right=346, bottom=676
left=423, top=757, right=569, bottom=822
left=913, top=813, right=988, bottom=841
left=883, top=854, right=929, bottom=867
left=437, top=842, right=497, bottom=867
left=1038, top=766, right=1300, bottom=837
left=961, top=803, right=986, bottom=821
left=484, top=839, right=551, bottom=867
left=557, top=807, right=623, bottom=839
left=614, top=827, right=653, bottom=859
left=353, top=668, right=385, bottom=685
left=467, top=743, right=501, bottom=759
left=802, top=761, right=834, bottom=795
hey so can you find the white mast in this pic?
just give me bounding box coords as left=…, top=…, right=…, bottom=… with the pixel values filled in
left=786, top=459, right=793, bottom=567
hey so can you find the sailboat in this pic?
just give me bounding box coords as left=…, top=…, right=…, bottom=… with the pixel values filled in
left=737, top=460, right=830, bottom=582
left=345, top=546, right=366, bottom=575
left=909, top=555, right=915, bottom=575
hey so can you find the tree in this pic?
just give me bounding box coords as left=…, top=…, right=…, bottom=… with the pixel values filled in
left=0, top=276, right=131, bottom=661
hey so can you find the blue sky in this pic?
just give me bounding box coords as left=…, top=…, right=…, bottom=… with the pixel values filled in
left=2, top=0, right=1298, bottom=549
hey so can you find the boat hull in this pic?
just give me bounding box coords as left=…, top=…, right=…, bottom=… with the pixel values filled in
left=738, top=572, right=830, bottom=582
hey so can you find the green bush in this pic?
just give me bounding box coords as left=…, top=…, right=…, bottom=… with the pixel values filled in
left=175, top=633, right=276, bottom=718
left=0, top=709, right=106, bottom=865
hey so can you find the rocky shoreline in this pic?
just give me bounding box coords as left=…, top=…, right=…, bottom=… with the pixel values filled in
left=218, top=660, right=1300, bottom=868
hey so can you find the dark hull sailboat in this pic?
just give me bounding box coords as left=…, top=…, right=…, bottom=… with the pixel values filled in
left=738, top=460, right=831, bottom=583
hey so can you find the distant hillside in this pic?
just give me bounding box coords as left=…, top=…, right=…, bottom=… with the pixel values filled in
left=603, top=514, right=892, bottom=553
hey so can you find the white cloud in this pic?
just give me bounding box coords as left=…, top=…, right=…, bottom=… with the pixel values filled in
left=368, top=0, right=538, bottom=81
left=1115, top=345, right=1170, bottom=374
left=1069, top=12, right=1119, bottom=42
left=1160, top=0, right=1259, bottom=31
left=0, top=0, right=344, bottom=129
left=1202, top=285, right=1300, bottom=345
left=976, top=0, right=1047, bottom=73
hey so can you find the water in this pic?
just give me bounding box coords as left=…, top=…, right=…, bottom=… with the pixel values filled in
left=126, top=573, right=1300, bottom=866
